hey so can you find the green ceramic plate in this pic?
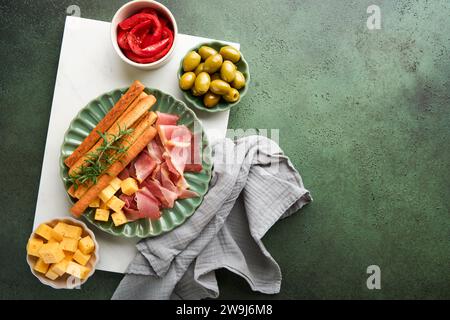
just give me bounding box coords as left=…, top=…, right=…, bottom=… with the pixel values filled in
left=178, top=41, right=250, bottom=113
left=60, top=87, right=212, bottom=238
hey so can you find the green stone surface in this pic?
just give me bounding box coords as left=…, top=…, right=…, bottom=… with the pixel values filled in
left=0, top=0, right=448, bottom=299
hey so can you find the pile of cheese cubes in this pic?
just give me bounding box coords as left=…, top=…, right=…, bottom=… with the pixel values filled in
left=90, top=176, right=139, bottom=226
left=27, top=221, right=95, bottom=281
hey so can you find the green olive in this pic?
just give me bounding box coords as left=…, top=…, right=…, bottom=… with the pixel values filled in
left=183, top=51, right=201, bottom=72
left=220, top=60, right=237, bottom=83
left=194, top=63, right=205, bottom=75
left=204, top=53, right=223, bottom=74
left=211, top=73, right=221, bottom=81
left=223, top=88, right=240, bottom=103
left=219, top=46, right=241, bottom=63
left=191, top=88, right=202, bottom=96
left=198, top=46, right=218, bottom=60
left=210, top=79, right=231, bottom=95
left=193, top=72, right=211, bottom=96
left=203, top=92, right=221, bottom=108
left=231, top=70, right=246, bottom=89
left=179, top=72, right=196, bottom=90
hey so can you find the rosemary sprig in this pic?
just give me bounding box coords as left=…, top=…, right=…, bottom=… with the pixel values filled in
left=69, top=125, right=133, bottom=189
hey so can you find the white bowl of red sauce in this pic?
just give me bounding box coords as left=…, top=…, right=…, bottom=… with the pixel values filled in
left=111, top=0, right=177, bottom=70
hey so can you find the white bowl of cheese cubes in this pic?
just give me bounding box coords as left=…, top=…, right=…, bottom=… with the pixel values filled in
left=26, top=217, right=99, bottom=289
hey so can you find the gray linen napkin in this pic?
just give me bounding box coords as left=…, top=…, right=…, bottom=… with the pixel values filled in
left=112, top=135, right=311, bottom=300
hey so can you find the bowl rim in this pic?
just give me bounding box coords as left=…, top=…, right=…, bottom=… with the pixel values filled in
left=26, top=217, right=99, bottom=289
left=178, top=41, right=250, bottom=113
left=111, top=0, right=178, bottom=69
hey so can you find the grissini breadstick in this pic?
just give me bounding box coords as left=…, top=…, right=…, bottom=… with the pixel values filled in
left=67, top=111, right=157, bottom=199
left=69, top=94, right=156, bottom=176
left=64, top=80, right=145, bottom=168
left=70, top=125, right=158, bottom=217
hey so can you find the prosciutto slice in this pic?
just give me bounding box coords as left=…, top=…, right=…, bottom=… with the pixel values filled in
left=155, top=111, right=179, bottom=126
left=141, top=179, right=178, bottom=208
left=135, top=187, right=161, bottom=220
left=147, top=139, right=164, bottom=163
left=135, top=151, right=157, bottom=182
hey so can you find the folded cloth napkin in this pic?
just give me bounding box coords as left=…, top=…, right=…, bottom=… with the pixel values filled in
left=112, top=135, right=311, bottom=300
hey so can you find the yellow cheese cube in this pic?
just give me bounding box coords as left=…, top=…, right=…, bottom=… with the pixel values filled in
left=89, top=198, right=100, bottom=208
left=78, top=235, right=95, bottom=255
left=27, top=237, right=44, bottom=257
left=38, top=242, right=65, bottom=264
left=64, top=225, right=82, bottom=239
left=121, top=177, right=139, bottom=196
left=34, top=258, right=50, bottom=274
left=53, top=222, right=69, bottom=237
left=110, top=177, right=122, bottom=192
left=99, top=185, right=116, bottom=203
left=45, top=269, right=59, bottom=280
left=53, top=222, right=81, bottom=239
left=111, top=211, right=128, bottom=226
left=66, top=261, right=91, bottom=279
left=106, top=196, right=125, bottom=213
left=94, top=208, right=110, bottom=222
left=73, top=249, right=91, bottom=266
left=35, top=224, right=54, bottom=240
left=60, top=237, right=79, bottom=253
left=50, top=228, right=63, bottom=242
left=50, top=257, right=71, bottom=276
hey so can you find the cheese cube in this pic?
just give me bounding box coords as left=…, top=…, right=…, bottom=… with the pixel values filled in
left=94, top=208, right=110, bottom=222
left=60, top=237, right=79, bottom=253
left=53, top=222, right=81, bottom=239
left=121, top=177, right=139, bottom=196
left=53, top=222, right=69, bottom=237
left=34, top=258, right=50, bottom=274
left=38, top=242, right=65, bottom=264
left=66, top=261, right=91, bottom=279
left=73, top=249, right=91, bottom=266
left=110, top=177, right=122, bottom=192
left=78, top=235, right=95, bottom=255
left=99, top=185, right=116, bottom=203
left=50, top=228, right=63, bottom=242
left=50, top=257, right=71, bottom=276
left=111, top=211, right=128, bottom=226
left=45, top=269, right=59, bottom=280
left=27, top=237, right=44, bottom=257
left=106, top=196, right=125, bottom=213
left=64, top=225, right=82, bottom=239
left=35, top=224, right=54, bottom=240
left=89, top=198, right=100, bottom=208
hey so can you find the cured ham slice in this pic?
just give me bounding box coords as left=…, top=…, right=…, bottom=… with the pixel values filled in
left=141, top=179, right=178, bottom=208
left=134, top=151, right=157, bottom=182
left=135, top=187, right=161, bottom=220
left=147, top=139, right=164, bottom=163
left=160, top=162, right=177, bottom=192
left=157, top=125, right=178, bottom=146
left=155, top=111, right=179, bottom=126
left=178, top=189, right=199, bottom=199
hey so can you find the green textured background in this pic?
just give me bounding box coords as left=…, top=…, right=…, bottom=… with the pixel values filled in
left=0, top=0, right=449, bottom=299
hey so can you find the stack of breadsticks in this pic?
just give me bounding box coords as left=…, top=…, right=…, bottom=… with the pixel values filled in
left=65, top=81, right=157, bottom=217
